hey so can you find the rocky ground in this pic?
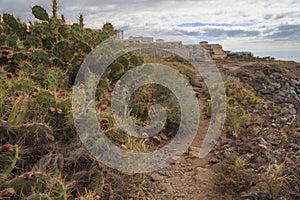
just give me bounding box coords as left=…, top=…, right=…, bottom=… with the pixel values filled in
left=141, top=60, right=300, bottom=200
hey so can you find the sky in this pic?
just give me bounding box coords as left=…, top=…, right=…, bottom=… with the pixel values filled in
left=1, top=0, right=300, bottom=61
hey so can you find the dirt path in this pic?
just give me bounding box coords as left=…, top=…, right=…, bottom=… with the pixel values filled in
left=145, top=76, right=224, bottom=200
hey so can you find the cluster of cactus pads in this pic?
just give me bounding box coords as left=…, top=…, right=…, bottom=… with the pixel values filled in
left=0, top=0, right=145, bottom=199
left=0, top=0, right=189, bottom=198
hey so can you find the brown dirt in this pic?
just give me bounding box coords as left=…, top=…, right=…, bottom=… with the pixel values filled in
left=144, top=80, right=224, bottom=200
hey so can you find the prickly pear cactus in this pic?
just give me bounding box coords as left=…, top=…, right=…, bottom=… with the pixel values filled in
left=71, top=23, right=83, bottom=42
left=5, top=34, right=18, bottom=48
left=25, top=34, right=39, bottom=47
left=2, top=13, right=20, bottom=32
left=36, top=89, right=56, bottom=108
left=31, top=50, right=50, bottom=66
left=50, top=180, right=67, bottom=200
left=58, top=25, right=70, bottom=39
left=42, top=36, right=55, bottom=50
left=45, top=68, right=66, bottom=91
left=32, top=6, right=49, bottom=21
left=0, top=144, right=19, bottom=178
left=77, top=41, right=91, bottom=54
left=8, top=96, right=30, bottom=125
left=52, top=41, right=72, bottom=61
left=26, top=193, right=51, bottom=200
left=31, top=22, right=51, bottom=36
left=13, top=52, right=29, bottom=62
left=52, top=0, right=58, bottom=17
left=5, top=172, right=47, bottom=196
left=10, top=78, right=35, bottom=95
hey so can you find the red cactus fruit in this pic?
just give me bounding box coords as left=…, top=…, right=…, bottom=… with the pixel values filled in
left=1, top=144, right=13, bottom=151
left=56, top=108, right=62, bottom=114
left=14, top=91, right=24, bottom=97
left=99, top=104, right=107, bottom=111
left=120, top=140, right=125, bottom=145
left=0, top=33, right=7, bottom=38
left=94, top=195, right=101, bottom=200
left=103, top=123, right=110, bottom=128
left=7, top=54, right=13, bottom=59
left=79, top=84, right=85, bottom=89
left=47, top=107, right=56, bottom=114
left=6, top=72, right=13, bottom=79
left=46, top=134, right=55, bottom=142
left=24, top=172, right=32, bottom=180
left=26, top=29, right=32, bottom=34
left=58, top=92, right=66, bottom=97
left=29, top=73, right=37, bottom=80
left=0, top=188, right=15, bottom=198
left=1, top=49, right=9, bottom=55
left=101, top=119, right=109, bottom=124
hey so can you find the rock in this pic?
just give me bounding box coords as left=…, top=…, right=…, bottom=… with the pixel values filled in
left=159, top=183, right=173, bottom=193
left=150, top=174, right=163, bottom=182
left=188, top=146, right=200, bottom=159
left=249, top=182, right=271, bottom=198
left=223, top=151, right=237, bottom=161
left=209, top=158, right=220, bottom=164
left=242, top=182, right=271, bottom=199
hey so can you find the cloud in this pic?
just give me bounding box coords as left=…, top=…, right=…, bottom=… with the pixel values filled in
left=177, top=22, right=254, bottom=27
left=265, top=24, right=300, bottom=42
left=0, top=0, right=300, bottom=61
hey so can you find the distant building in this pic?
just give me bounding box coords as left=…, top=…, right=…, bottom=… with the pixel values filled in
left=128, top=36, right=154, bottom=43
left=124, top=35, right=227, bottom=60
left=156, top=39, right=165, bottom=43
left=226, top=51, right=253, bottom=59
left=200, top=41, right=227, bottom=59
